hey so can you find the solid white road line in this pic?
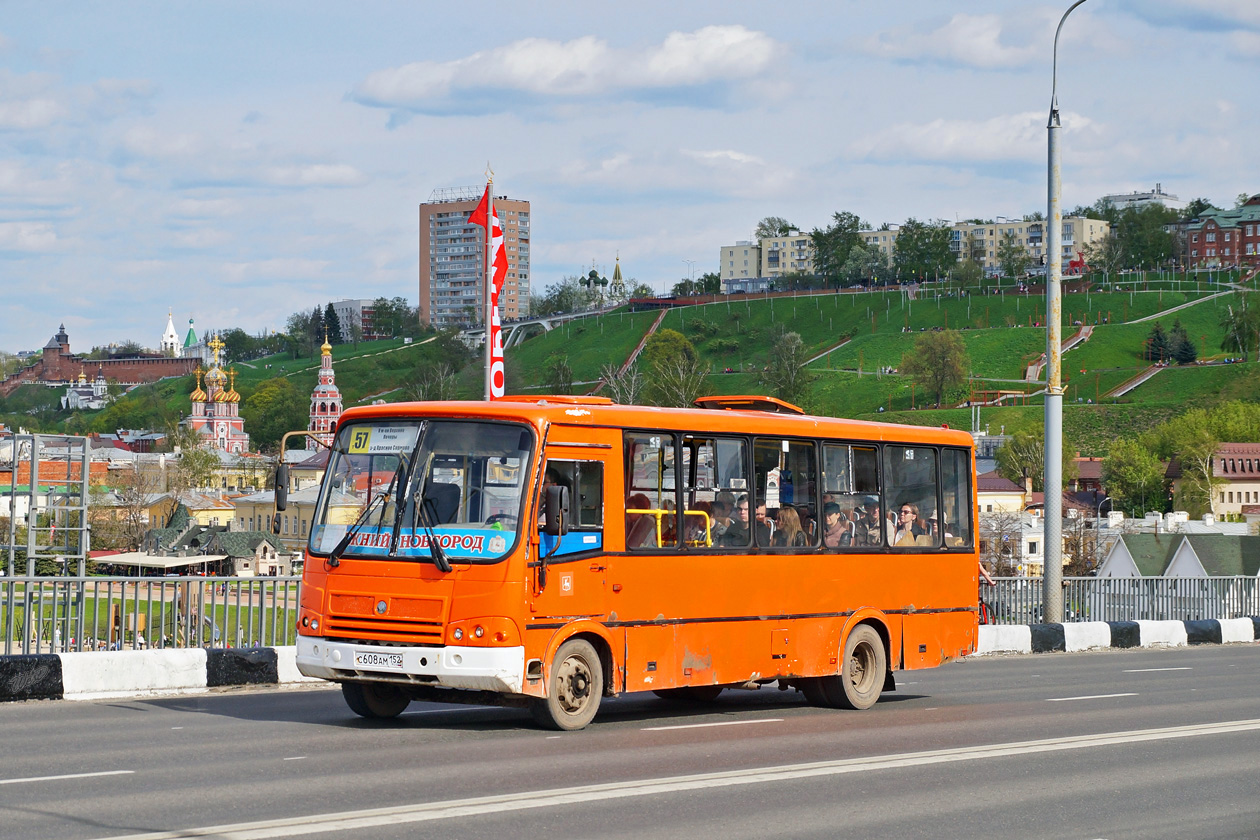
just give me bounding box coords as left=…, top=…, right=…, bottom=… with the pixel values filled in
left=1, top=770, right=134, bottom=786
left=88, top=718, right=1260, bottom=840
left=1046, top=693, right=1138, bottom=702
left=1123, top=667, right=1192, bottom=673
left=642, top=718, right=784, bottom=731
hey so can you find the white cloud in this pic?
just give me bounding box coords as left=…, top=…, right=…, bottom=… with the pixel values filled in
left=222, top=258, right=331, bottom=284
left=862, top=14, right=1039, bottom=69
left=0, top=97, right=65, bottom=129
left=170, top=198, right=242, bottom=218
left=849, top=111, right=1099, bottom=163
left=0, top=222, right=58, bottom=251
left=172, top=228, right=232, bottom=249
left=264, top=163, right=366, bottom=187
left=352, top=25, right=779, bottom=109
left=682, top=149, right=766, bottom=168
left=1231, top=31, right=1260, bottom=57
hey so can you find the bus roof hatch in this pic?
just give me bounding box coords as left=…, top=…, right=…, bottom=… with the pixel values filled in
left=692, top=395, right=805, bottom=415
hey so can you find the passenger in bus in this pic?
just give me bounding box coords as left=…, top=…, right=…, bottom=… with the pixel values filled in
left=856, top=497, right=890, bottom=546
left=796, top=504, right=816, bottom=541
left=894, top=502, right=925, bottom=546
left=710, top=491, right=736, bottom=539
left=626, top=493, right=656, bottom=548
left=822, top=502, right=853, bottom=547
left=772, top=506, right=810, bottom=547
left=685, top=501, right=713, bottom=545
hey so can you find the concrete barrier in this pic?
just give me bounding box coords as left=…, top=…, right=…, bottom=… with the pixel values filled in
left=61, top=649, right=208, bottom=699
left=974, top=618, right=1258, bottom=657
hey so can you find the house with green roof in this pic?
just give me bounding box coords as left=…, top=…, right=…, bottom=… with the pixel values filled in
left=1181, top=194, right=1260, bottom=270
left=1099, top=533, right=1260, bottom=578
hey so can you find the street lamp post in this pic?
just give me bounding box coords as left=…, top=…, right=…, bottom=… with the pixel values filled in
left=1094, top=494, right=1111, bottom=567
left=682, top=259, right=696, bottom=293
left=1045, top=0, right=1089, bottom=623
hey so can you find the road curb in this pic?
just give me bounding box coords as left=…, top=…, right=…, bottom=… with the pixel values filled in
left=974, top=618, right=1260, bottom=656
left=0, top=645, right=317, bottom=702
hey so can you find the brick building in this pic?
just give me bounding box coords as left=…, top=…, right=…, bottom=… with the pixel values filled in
left=1182, top=195, right=1260, bottom=270
left=0, top=324, right=197, bottom=397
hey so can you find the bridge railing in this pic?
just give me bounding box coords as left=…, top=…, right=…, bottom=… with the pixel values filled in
left=984, top=576, right=1260, bottom=625
left=1, top=576, right=300, bottom=655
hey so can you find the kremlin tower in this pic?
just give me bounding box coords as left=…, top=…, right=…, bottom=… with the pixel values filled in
left=182, top=335, right=250, bottom=454
left=308, top=334, right=342, bottom=450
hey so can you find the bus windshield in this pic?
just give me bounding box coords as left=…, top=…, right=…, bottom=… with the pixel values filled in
left=308, top=419, right=534, bottom=564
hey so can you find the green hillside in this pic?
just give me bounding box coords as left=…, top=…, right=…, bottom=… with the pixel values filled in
left=9, top=276, right=1258, bottom=459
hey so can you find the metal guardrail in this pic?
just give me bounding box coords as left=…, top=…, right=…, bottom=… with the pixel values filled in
left=982, top=576, right=1260, bottom=625
left=1, top=576, right=301, bottom=655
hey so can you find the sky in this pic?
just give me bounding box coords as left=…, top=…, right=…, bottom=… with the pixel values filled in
left=2, top=0, right=1258, bottom=353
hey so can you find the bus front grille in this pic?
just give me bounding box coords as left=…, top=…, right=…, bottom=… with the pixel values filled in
left=325, top=615, right=444, bottom=644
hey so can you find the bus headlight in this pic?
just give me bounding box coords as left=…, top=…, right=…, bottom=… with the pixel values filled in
left=453, top=627, right=464, bottom=641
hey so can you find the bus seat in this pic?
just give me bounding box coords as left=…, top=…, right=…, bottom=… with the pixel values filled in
left=423, top=482, right=461, bottom=524
left=626, top=514, right=657, bottom=548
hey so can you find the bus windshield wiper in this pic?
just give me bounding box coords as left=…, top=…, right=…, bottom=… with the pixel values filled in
left=328, top=460, right=405, bottom=567
left=416, top=495, right=452, bottom=573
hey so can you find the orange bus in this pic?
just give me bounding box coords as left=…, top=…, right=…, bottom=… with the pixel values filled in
left=289, top=394, right=979, bottom=730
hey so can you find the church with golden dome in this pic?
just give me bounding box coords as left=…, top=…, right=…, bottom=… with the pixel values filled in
left=181, top=335, right=251, bottom=454
left=307, top=334, right=342, bottom=450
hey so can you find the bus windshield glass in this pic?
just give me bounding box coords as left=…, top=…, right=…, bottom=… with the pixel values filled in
left=308, top=419, right=534, bottom=564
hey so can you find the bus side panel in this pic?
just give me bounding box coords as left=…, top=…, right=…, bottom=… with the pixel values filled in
left=623, top=623, right=677, bottom=693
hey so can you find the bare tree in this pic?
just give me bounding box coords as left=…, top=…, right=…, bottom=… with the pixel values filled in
left=759, top=329, right=813, bottom=406
left=90, top=463, right=159, bottom=550
left=979, top=509, right=1025, bottom=576
left=406, top=363, right=458, bottom=402
left=599, top=362, right=644, bottom=405
left=649, top=355, right=711, bottom=408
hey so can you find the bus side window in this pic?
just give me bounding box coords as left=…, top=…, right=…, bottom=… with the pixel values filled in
left=941, top=448, right=974, bottom=547
left=541, top=460, right=603, bottom=530
left=681, top=435, right=749, bottom=549
left=625, top=433, right=678, bottom=550
left=753, top=437, right=818, bottom=548
left=883, top=445, right=940, bottom=548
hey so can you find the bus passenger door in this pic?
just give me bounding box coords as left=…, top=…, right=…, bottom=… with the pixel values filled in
left=529, top=440, right=613, bottom=624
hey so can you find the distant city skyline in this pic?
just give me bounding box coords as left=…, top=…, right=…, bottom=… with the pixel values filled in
left=2, top=1, right=1258, bottom=352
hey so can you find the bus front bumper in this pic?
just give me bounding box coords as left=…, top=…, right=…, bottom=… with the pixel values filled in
left=296, top=636, right=525, bottom=694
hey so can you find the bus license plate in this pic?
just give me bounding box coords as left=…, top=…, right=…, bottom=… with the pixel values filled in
left=354, top=650, right=404, bottom=670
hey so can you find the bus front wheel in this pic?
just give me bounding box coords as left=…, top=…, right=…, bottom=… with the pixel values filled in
left=803, top=624, right=886, bottom=711
left=342, top=682, right=410, bottom=719
left=530, top=638, right=603, bottom=731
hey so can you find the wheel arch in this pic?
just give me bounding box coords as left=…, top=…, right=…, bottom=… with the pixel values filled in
left=541, top=620, right=617, bottom=696
left=841, top=609, right=893, bottom=673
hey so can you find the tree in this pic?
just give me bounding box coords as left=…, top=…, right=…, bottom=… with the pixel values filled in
left=841, top=243, right=890, bottom=286
left=530, top=276, right=590, bottom=316
left=1220, top=292, right=1260, bottom=361
left=810, top=211, right=867, bottom=286
left=1175, top=428, right=1222, bottom=517
left=641, top=329, right=697, bottom=371
left=994, top=427, right=1079, bottom=493
left=1144, top=322, right=1171, bottom=363
left=628, top=282, right=656, bottom=300
left=544, top=354, right=574, bottom=395
left=324, top=302, right=343, bottom=345
left=954, top=257, right=984, bottom=289
left=1169, top=318, right=1197, bottom=365
left=1109, top=204, right=1178, bottom=270
left=979, top=509, right=1025, bottom=576
left=406, top=362, right=458, bottom=402
left=899, top=329, right=970, bottom=408
left=648, top=354, right=711, bottom=407
left=997, top=230, right=1031, bottom=280
left=892, top=218, right=956, bottom=280
left=1181, top=197, right=1219, bottom=221
left=90, top=462, right=159, bottom=550
left=240, top=377, right=309, bottom=452
left=1103, top=438, right=1166, bottom=518
left=370, top=297, right=418, bottom=338
left=1084, top=232, right=1124, bottom=278
left=759, top=327, right=813, bottom=406
left=599, top=362, right=643, bottom=405
left=171, top=447, right=220, bottom=494
left=755, top=216, right=797, bottom=239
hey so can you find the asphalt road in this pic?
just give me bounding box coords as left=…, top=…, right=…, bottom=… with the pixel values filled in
left=3, top=645, right=1259, bottom=840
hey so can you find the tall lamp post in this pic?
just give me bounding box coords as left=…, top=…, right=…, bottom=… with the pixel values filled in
left=1094, top=494, right=1111, bottom=568
left=1045, top=0, right=1089, bottom=623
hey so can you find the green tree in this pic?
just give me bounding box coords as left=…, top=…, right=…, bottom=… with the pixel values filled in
left=1181, top=197, right=1219, bottom=220
left=892, top=218, right=956, bottom=280
left=841, top=243, right=890, bottom=286
left=1110, top=204, right=1178, bottom=269
left=240, top=377, right=309, bottom=452
left=1144, top=322, right=1170, bottom=363
left=1169, top=318, right=1197, bottom=365
left=810, top=211, right=867, bottom=286
left=1102, top=438, right=1166, bottom=517
left=997, top=230, right=1031, bottom=280
left=642, top=329, right=697, bottom=370
left=530, top=277, right=590, bottom=316
left=171, top=447, right=221, bottom=494
left=898, top=329, right=970, bottom=408
left=755, top=216, right=797, bottom=239
left=994, top=427, right=1079, bottom=493
left=759, top=328, right=813, bottom=406
left=1220, top=292, right=1260, bottom=361
left=324, top=302, right=343, bottom=344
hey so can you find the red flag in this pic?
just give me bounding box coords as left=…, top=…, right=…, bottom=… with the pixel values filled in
left=468, top=185, right=508, bottom=398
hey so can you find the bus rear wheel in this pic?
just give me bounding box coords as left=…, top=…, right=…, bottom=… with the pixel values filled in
left=653, top=685, right=724, bottom=703
left=803, top=624, right=886, bottom=711
left=530, top=638, right=603, bottom=731
left=342, top=682, right=410, bottom=719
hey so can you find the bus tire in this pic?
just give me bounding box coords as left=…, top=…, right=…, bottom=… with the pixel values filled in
left=342, top=682, right=410, bottom=719
left=803, top=624, right=886, bottom=711
left=530, top=638, right=603, bottom=731
left=653, top=685, right=724, bottom=703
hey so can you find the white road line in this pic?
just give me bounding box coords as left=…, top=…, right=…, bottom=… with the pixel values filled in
left=88, top=718, right=1260, bottom=840
left=642, top=718, right=784, bottom=732
left=1047, top=693, right=1138, bottom=702
left=282, top=757, right=306, bottom=762
left=1124, top=667, right=1192, bottom=673
left=1, top=770, right=134, bottom=786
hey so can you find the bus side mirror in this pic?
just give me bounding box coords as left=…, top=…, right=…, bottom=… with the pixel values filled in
left=275, top=465, right=289, bottom=511
left=544, top=485, right=570, bottom=537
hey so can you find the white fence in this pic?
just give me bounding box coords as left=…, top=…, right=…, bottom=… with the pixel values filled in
left=984, top=576, right=1260, bottom=625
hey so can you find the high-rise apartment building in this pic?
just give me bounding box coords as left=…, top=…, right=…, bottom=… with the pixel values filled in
left=419, top=187, right=530, bottom=327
